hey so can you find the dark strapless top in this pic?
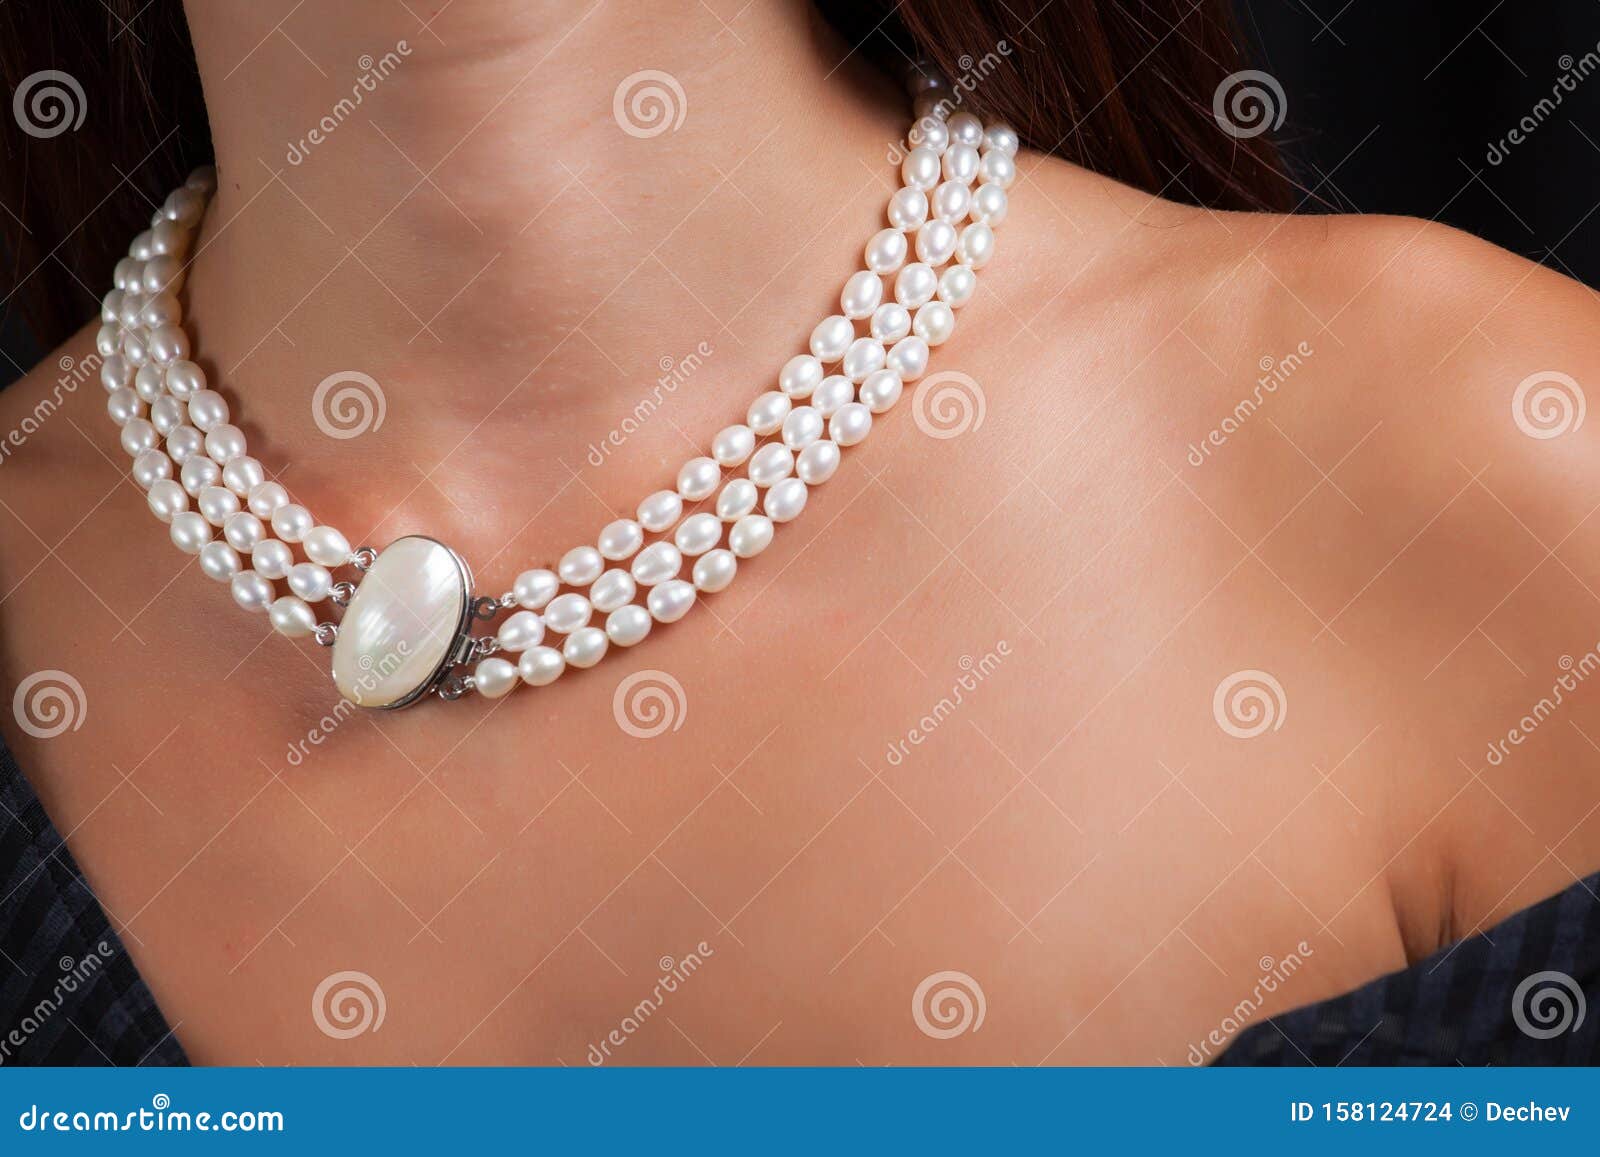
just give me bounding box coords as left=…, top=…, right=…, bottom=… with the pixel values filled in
left=1, top=736, right=1595, bottom=1066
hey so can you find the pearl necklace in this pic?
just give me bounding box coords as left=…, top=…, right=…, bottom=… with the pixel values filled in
left=92, top=65, right=1016, bottom=709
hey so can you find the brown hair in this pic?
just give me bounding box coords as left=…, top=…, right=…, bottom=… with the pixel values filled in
left=0, top=0, right=1290, bottom=353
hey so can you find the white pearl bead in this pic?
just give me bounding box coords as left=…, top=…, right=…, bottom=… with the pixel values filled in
left=134, top=363, right=165, bottom=404
left=101, top=289, right=124, bottom=324
left=676, top=456, right=721, bottom=501
left=147, top=478, right=188, bottom=522
left=160, top=428, right=198, bottom=468
left=205, top=423, right=247, bottom=463
left=252, top=538, right=293, bottom=579
left=948, top=111, right=983, bottom=148
left=712, top=424, right=757, bottom=466
left=148, top=324, right=189, bottom=365
left=809, top=315, right=855, bottom=363
left=728, top=515, right=774, bottom=559
left=188, top=389, right=229, bottom=432
left=247, top=480, right=288, bottom=517
left=631, top=541, right=682, bottom=586
left=120, top=418, right=158, bottom=456
left=764, top=477, right=809, bottom=523
left=932, top=180, right=972, bottom=223
left=170, top=510, right=211, bottom=554
left=979, top=149, right=1016, bottom=189
left=200, top=540, right=241, bottom=582
left=598, top=519, right=644, bottom=561
left=970, top=184, right=1007, bottom=226
left=796, top=439, right=842, bottom=484
left=473, top=657, right=518, bottom=698
left=812, top=375, right=855, bottom=417
left=558, top=544, right=604, bottom=587
left=589, top=568, right=637, bottom=613
left=942, top=143, right=979, bottom=185
left=913, top=301, right=956, bottom=346
left=142, top=255, right=185, bottom=295
left=859, top=369, right=904, bottom=413
left=543, top=592, right=592, bottom=634
left=692, top=548, right=738, bottom=593
left=748, top=443, right=794, bottom=487
left=304, top=525, right=352, bottom=567
left=132, top=448, right=172, bottom=490
left=916, top=220, right=957, bottom=265
left=647, top=579, right=697, bottom=623
left=895, top=263, right=938, bottom=308
left=870, top=302, right=912, bottom=343
left=162, top=186, right=204, bottom=227
left=909, top=114, right=950, bottom=155
left=938, top=264, right=978, bottom=308
left=563, top=626, right=609, bottom=668
left=230, top=570, right=274, bottom=613
left=984, top=122, right=1019, bottom=155
left=270, top=503, right=312, bottom=543
left=95, top=325, right=120, bottom=359
left=829, top=402, right=873, bottom=446
left=287, top=561, right=333, bottom=602
left=519, top=646, right=566, bottom=686
left=747, top=391, right=791, bottom=436
left=99, top=354, right=132, bottom=392
left=674, top=512, right=723, bottom=556
left=605, top=604, right=653, bottom=647
left=151, top=221, right=189, bottom=259
left=864, top=228, right=908, bottom=275
left=164, top=360, right=205, bottom=399
left=841, top=271, right=884, bottom=320
left=901, top=146, right=942, bottom=191
left=781, top=406, right=824, bottom=450
left=107, top=387, right=143, bottom=426
left=149, top=395, right=185, bottom=436
left=513, top=568, right=559, bottom=610
left=117, top=293, right=143, bottom=328
left=637, top=489, right=684, bottom=534
left=198, top=484, right=240, bottom=526
left=180, top=454, right=220, bottom=496
left=496, top=610, right=546, bottom=652
left=778, top=354, right=823, bottom=398
left=223, top=511, right=265, bottom=551
left=270, top=595, right=318, bottom=638
left=841, top=337, right=886, bottom=383
left=141, top=293, right=182, bottom=329
left=887, top=336, right=930, bottom=381
left=957, top=222, right=995, bottom=268
left=112, top=258, right=137, bottom=292
left=717, top=478, right=758, bottom=521
left=122, top=331, right=149, bottom=368
left=887, top=187, right=928, bottom=231
left=221, top=456, right=266, bottom=496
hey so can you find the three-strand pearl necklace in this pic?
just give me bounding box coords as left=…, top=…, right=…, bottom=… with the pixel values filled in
left=92, top=66, right=1017, bottom=709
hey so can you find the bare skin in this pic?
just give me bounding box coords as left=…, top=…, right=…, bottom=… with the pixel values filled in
left=2, top=1, right=1598, bottom=1065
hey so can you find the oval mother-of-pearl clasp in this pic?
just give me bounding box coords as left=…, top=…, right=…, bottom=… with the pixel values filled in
left=331, top=535, right=473, bottom=709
